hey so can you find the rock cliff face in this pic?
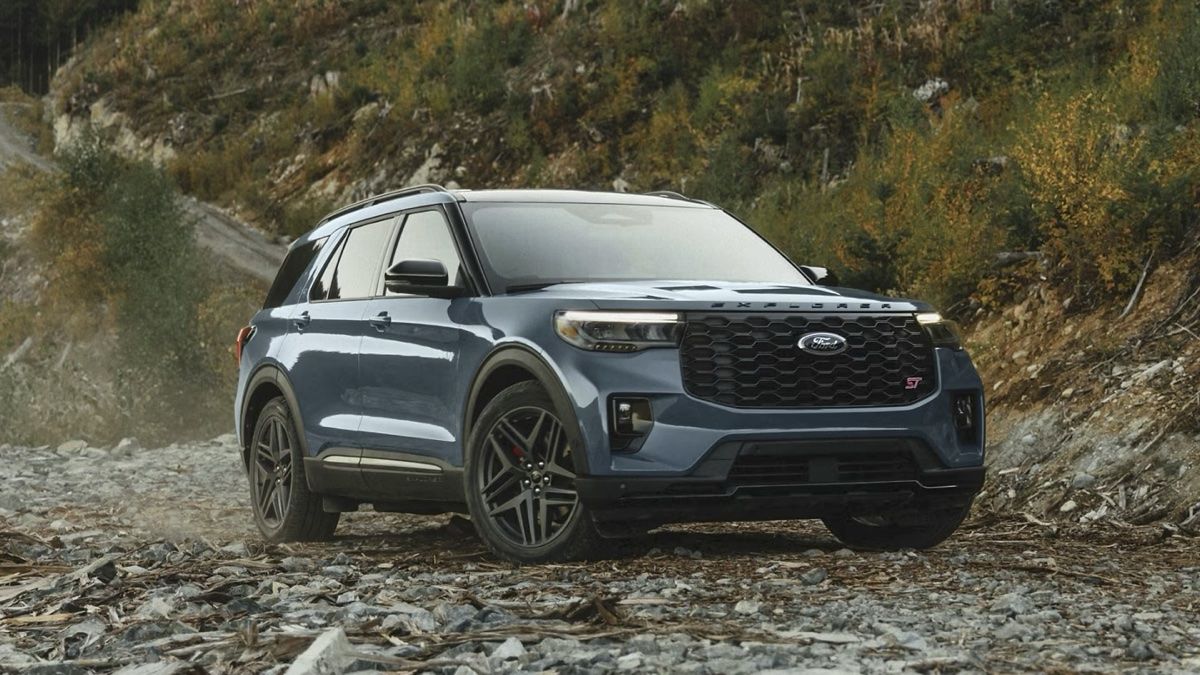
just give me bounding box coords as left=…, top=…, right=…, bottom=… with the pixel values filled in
left=51, top=97, right=179, bottom=167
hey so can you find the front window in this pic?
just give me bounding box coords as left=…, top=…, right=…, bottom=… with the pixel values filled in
left=462, top=202, right=808, bottom=293
left=387, top=209, right=464, bottom=294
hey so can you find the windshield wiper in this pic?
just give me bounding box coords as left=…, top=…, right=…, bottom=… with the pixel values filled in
left=502, top=280, right=588, bottom=294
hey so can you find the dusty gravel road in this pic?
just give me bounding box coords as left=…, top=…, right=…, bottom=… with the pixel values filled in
left=1, top=438, right=1198, bottom=674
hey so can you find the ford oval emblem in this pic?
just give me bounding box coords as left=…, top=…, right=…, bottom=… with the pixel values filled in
left=798, top=332, right=848, bottom=355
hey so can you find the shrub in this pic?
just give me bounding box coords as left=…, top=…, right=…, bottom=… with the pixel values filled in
left=447, top=8, right=532, bottom=112
left=102, top=162, right=201, bottom=370
left=1152, top=3, right=1200, bottom=124
left=1013, top=90, right=1151, bottom=294
left=28, top=132, right=216, bottom=441
left=691, top=131, right=757, bottom=207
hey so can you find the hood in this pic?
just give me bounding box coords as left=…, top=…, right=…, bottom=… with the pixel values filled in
left=506, top=280, right=931, bottom=313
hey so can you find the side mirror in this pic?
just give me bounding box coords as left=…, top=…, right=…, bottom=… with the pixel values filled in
left=799, top=265, right=840, bottom=286
left=384, top=259, right=462, bottom=297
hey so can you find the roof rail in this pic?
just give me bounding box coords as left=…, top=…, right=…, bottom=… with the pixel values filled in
left=643, top=190, right=716, bottom=207
left=318, top=184, right=451, bottom=225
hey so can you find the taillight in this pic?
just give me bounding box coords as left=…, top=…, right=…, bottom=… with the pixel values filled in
left=234, top=326, right=255, bottom=364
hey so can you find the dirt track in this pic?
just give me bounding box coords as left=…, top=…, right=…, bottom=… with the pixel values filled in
left=0, top=105, right=284, bottom=282
left=1, top=437, right=1197, bottom=673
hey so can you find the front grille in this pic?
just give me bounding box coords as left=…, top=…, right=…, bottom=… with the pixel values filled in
left=681, top=313, right=937, bottom=408
left=728, top=451, right=918, bottom=486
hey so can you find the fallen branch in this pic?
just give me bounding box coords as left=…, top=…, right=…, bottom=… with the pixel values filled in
left=204, top=86, right=252, bottom=101
left=970, top=562, right=1121, bottom=586
left=1011, top=565, right=1121, bottom=586
left=993, top=251, right=1045, bottom=267
left=1118, top=250, right=1154, bottom=319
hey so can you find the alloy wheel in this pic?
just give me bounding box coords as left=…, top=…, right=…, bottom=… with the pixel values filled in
left=479, top=406, right=579, bottom=548
left=252, top=416, right=293, bottom=527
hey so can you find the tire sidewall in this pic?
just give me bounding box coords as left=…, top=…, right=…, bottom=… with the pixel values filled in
left=249, top=399, right=306, bottom=541
left=464, top=381, right=595, bottom=563
left=823, top=501, right=973, bottom=551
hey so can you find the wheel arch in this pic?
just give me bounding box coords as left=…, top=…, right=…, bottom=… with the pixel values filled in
left=463, top=344, right=590, bottom=474
left=241, top=365, right=310, bottom=468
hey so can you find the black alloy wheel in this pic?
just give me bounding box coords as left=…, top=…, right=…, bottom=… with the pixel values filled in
left=251, top=414, right=293, bottom=528
left=247, top=397, right=339, bottom=542
left=465, top=381, right=599, bottom=563
left=479, top=406, right=580, bottom=547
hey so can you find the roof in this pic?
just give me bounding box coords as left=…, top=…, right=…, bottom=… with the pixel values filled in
left=453, top=189, right=714, bottom=208
left=293, top=187, right=714, bottom=248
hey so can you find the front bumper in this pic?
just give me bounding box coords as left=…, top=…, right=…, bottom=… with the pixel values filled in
left=550, top=343, right=986, bottom=476
left=576, top=437, right=985, bottom=525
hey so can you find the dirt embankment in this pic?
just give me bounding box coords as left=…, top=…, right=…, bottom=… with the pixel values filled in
left=972, top=245, right=1200, bottom=528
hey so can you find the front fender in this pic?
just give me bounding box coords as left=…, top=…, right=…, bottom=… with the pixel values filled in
left=463, top=341, right=595, bottom=475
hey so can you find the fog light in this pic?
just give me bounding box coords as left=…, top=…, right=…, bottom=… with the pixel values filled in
left=953, top=393, right=977, bottom=442
left=613, top=398, right=653, bottom=435
left=610, top=397, right=653, bottom=451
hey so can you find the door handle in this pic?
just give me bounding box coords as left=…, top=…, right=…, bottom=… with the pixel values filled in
left=294, top=311, right=311, bottom=331
left=369, top=311, right=392, bottom=331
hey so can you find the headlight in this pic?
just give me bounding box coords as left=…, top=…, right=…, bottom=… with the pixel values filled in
left=916, top=312, right=962, bottom=349
left=554, top=310, right=682, bottom=352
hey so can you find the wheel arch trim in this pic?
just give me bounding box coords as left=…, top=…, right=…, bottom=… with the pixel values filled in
left=463, top=342, right=591, bottom=475
left=241, top=363, right=310, bottom=462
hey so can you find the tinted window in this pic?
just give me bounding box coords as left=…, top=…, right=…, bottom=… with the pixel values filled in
left=264, top=237, right=326, bottom=308
left=462, top=203, right=808, bottom=292
left=310, top=237, right=343, bottom=301
left=387, top=209, right=463, bottom=294
left=313, top=219, right=394, bottom=301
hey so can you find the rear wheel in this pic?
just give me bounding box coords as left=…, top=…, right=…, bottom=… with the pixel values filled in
left=248, top=398, right=339, bottom=542
left=821, top=502, right=973, bottom=551
left=464, top=382, right=599, bottom=563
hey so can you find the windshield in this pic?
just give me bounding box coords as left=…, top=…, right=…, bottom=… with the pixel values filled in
left=462, top=202, right=808, bottom=292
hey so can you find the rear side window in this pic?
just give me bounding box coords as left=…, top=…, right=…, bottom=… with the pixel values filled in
left=311, top=219, right=394, bottom=301
left=263, top=237, right=326, bottom=309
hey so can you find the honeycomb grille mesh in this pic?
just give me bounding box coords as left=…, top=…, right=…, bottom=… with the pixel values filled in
left=680, top=313, right=937, bottom=408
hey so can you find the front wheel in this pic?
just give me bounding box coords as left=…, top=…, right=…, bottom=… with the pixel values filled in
left=821, top=501, right=973, bottom=551
left=464, top=382, right=599, bottom=564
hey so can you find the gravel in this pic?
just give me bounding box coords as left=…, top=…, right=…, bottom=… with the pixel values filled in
left=1, top=437, right=1198, bottom=673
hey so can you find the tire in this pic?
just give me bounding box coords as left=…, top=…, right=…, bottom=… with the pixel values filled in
left=821, top=501, right=973, bottom=551
left=464, top=381, right=600, bottom=564
left=247, top=397, right=339, bottom=542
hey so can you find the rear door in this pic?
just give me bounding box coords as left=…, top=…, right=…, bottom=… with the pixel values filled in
left=281, top=216, right=397, bottom=464
left=359, top=207, right=475, bottom=491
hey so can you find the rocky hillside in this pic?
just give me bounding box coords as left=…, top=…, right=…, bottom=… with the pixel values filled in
left=47, top=1, right=1200, bottom=307
left=5, top=1, right=1200, bottom=525
left=973, top=246, right=1200, bottom=528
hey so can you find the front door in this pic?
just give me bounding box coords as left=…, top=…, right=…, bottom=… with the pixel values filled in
left=359, top=208, right=474, bottom=494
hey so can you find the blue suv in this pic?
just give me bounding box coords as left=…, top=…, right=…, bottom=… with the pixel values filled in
left=235, top=186, right=985, bottom=563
